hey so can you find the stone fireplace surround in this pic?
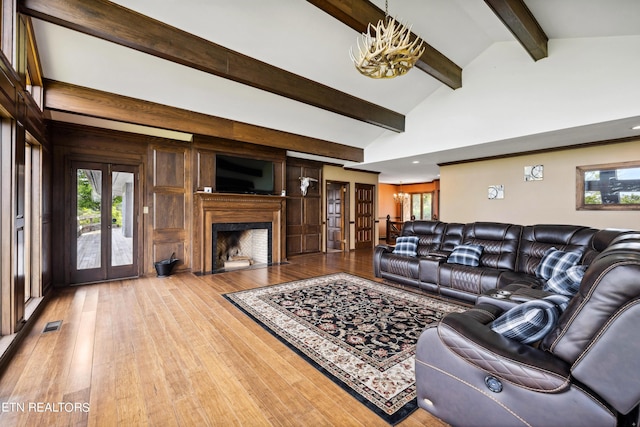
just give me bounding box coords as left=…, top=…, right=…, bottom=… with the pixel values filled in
left=193, top=193, right=286, bottom=274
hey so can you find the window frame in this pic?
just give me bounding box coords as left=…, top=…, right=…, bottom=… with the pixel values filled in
left=409, top=192, right=434, bottom=220
left=576, top=160, right=640, bottom=211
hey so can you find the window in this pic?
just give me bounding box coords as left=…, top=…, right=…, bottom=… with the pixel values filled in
left=410, top=192, right=433, bottom=220
left=0, top=3, right=45, bottom=337
left=577, top=161, right=640, bottom=210
left=23, top=16, right=44, bottom=109
left=25, top=140, right=43, bottom=304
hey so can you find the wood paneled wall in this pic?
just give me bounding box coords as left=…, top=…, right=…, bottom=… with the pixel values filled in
left=51, top=123, right=288, bottom=284
left=286, top=157, right=323, bottom=256
left=148, top=144, right=190, bottom=273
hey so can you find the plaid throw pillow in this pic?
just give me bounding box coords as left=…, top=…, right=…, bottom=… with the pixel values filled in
left=447, top=244, right=484, bottom=267
left=543, top=264, right=587, bottom=296
left=392, top=236, right=419, bottom=257
left=491, top=295, right=570, bottom=344
left=534, top=247, right=583, bottom=280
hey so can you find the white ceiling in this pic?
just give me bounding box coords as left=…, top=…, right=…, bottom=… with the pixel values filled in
left=32, top=0, right=640, bottom=183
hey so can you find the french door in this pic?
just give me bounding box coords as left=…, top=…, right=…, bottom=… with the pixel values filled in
left=71, top=162, right=139, bottom=284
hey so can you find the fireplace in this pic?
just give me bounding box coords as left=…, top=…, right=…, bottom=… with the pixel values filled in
left=213, top=222, right=272, bottom=270
left=193, top=193, right=286, bottom=274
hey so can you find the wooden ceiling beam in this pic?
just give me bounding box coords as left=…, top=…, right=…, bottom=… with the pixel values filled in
left=307, top=0, right=462, bottom=89
left=43, top=79, right=364, bottom=162
left=484, top=0, right=548, bottom=61
left=20, top=0, right=404, bottom=133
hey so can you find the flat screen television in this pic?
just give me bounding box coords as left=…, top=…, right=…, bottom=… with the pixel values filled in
left=215, top=154, right=275, bottom=195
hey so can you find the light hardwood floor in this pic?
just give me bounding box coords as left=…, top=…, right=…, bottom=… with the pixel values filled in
left=0, top=249, right=449, bottom=426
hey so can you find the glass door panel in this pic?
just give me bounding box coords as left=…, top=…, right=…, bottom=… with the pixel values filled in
left=111, top=171, right=134, bottom=267
left=76, top=168, right=102, bottom=270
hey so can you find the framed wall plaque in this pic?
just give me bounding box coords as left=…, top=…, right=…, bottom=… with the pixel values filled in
left=524, top=164, right=544, bottom=181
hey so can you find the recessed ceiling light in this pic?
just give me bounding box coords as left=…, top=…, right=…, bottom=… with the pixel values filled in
left=412, top=160, right=420, bottom=164
left=632, top=125, right=640, bottom=130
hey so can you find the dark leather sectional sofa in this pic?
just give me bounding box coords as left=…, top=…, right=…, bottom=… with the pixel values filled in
left=375, top=220, right=640, bottom=426
left=373, top=220, right=623, bottom=303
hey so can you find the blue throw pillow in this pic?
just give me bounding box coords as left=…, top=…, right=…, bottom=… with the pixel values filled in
left=491, top=295, right=570, bottom=344
left=543, top=264, right=586, bottom=296
left=447, top=244, right=484, bottom=267
left=534, top=247, right=583, bottom=281
left=392, top=236, right=419, bottom=257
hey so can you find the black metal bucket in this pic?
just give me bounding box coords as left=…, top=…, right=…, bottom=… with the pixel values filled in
left=155, top=253, right=178, bottom=277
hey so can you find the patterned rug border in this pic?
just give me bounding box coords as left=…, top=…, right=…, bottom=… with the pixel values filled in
left=223, top=273, right=468, bottom=425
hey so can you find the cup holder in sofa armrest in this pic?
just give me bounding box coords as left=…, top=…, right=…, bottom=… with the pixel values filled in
left=427, top=249, right=452, bottom=259
left=509, top=287, right=554, bottom=302
left=477, top=293, right=521, bottom=311
left=478, top=285, right=556, bottom=310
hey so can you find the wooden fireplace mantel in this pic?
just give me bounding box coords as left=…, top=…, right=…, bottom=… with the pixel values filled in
left=193, top=192, right=286, bottom=273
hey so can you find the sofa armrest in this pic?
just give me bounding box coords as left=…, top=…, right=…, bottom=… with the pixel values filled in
left=419, top=255, right=446, bottom=284
left=373, top=244, right=394, bottom=277
left=375, top=243, right=394, bottom=252
left=437, top=308, right=571, bottom=392
left=498, top=271, right=544, bottom=288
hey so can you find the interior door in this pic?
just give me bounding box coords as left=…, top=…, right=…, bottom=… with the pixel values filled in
left=355, top=183, right=375, bottom=249
left=326, top=182, right=344, bottom=251
left=71, top=162, right=138, bottom=284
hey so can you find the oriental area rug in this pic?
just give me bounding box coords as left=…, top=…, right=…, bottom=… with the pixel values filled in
left=224, top=272, right=467, bottom=424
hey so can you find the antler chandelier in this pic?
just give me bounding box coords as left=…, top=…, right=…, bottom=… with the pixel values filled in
left=349, top=0, right=425, bottom=79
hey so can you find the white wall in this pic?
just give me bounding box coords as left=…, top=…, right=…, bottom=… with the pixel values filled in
left=364, top=36, right=640, bottom=163
left=440, top=139, right=640, bottom=230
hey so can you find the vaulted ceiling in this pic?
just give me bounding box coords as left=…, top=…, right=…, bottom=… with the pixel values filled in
left=23, top=0, right=640, bottom=183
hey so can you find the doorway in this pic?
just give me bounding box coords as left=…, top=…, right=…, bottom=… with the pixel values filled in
left=355, top=183, right=375, bottom=249
left=326, top=182, right=348, bottom=252
left=71, top=162, right=139, bottom=284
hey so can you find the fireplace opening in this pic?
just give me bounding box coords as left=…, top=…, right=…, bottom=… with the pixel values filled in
left=212, top=222, right=272, bottom=271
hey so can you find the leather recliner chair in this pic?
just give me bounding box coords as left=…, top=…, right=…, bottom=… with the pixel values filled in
left=415, top=233, right=640, bottom=427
